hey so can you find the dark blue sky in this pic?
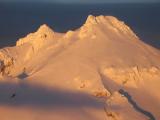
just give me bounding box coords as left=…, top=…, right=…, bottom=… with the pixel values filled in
left=1, top=0, right=159, bottom=3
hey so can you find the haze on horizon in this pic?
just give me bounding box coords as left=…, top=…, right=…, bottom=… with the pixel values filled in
left=0, top=0, right=159, bottom=3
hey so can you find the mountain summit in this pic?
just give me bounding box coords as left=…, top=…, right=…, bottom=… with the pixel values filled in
left=0, top=15, right=160, bottom=120
left=81, top=15, right=137, bottom=38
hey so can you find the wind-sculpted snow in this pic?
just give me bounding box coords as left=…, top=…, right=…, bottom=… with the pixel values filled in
left=80, top=15, right=138, bottom=39
left=103, top=66, right=160, bottom=88
left=0, top=15, right=160, bottom=120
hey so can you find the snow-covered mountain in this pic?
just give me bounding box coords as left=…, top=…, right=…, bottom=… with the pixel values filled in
left=0, top=15, right=160, bottom=120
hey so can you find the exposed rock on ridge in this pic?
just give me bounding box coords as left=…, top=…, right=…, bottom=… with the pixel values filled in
left=16, top=24, right=55, bottom=52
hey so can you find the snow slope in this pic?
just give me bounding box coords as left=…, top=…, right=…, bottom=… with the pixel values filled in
left=0, top=15, right=160, bottom=120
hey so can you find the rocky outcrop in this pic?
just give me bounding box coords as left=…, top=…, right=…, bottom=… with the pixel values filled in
left=0, top=50, right=14, bottom=76
left=16, top=24, right=55, bottom=52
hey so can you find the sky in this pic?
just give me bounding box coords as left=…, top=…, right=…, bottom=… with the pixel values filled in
left=1, top=0, right=160, bottom=3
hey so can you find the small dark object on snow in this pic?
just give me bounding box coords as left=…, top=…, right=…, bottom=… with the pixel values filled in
left=10, top=93, right=16, bottom=98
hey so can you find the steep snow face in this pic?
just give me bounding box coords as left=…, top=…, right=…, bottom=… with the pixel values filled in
left=77, top=15, right=160, bottom=68
left=0, top=15, right=160, bottom=120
